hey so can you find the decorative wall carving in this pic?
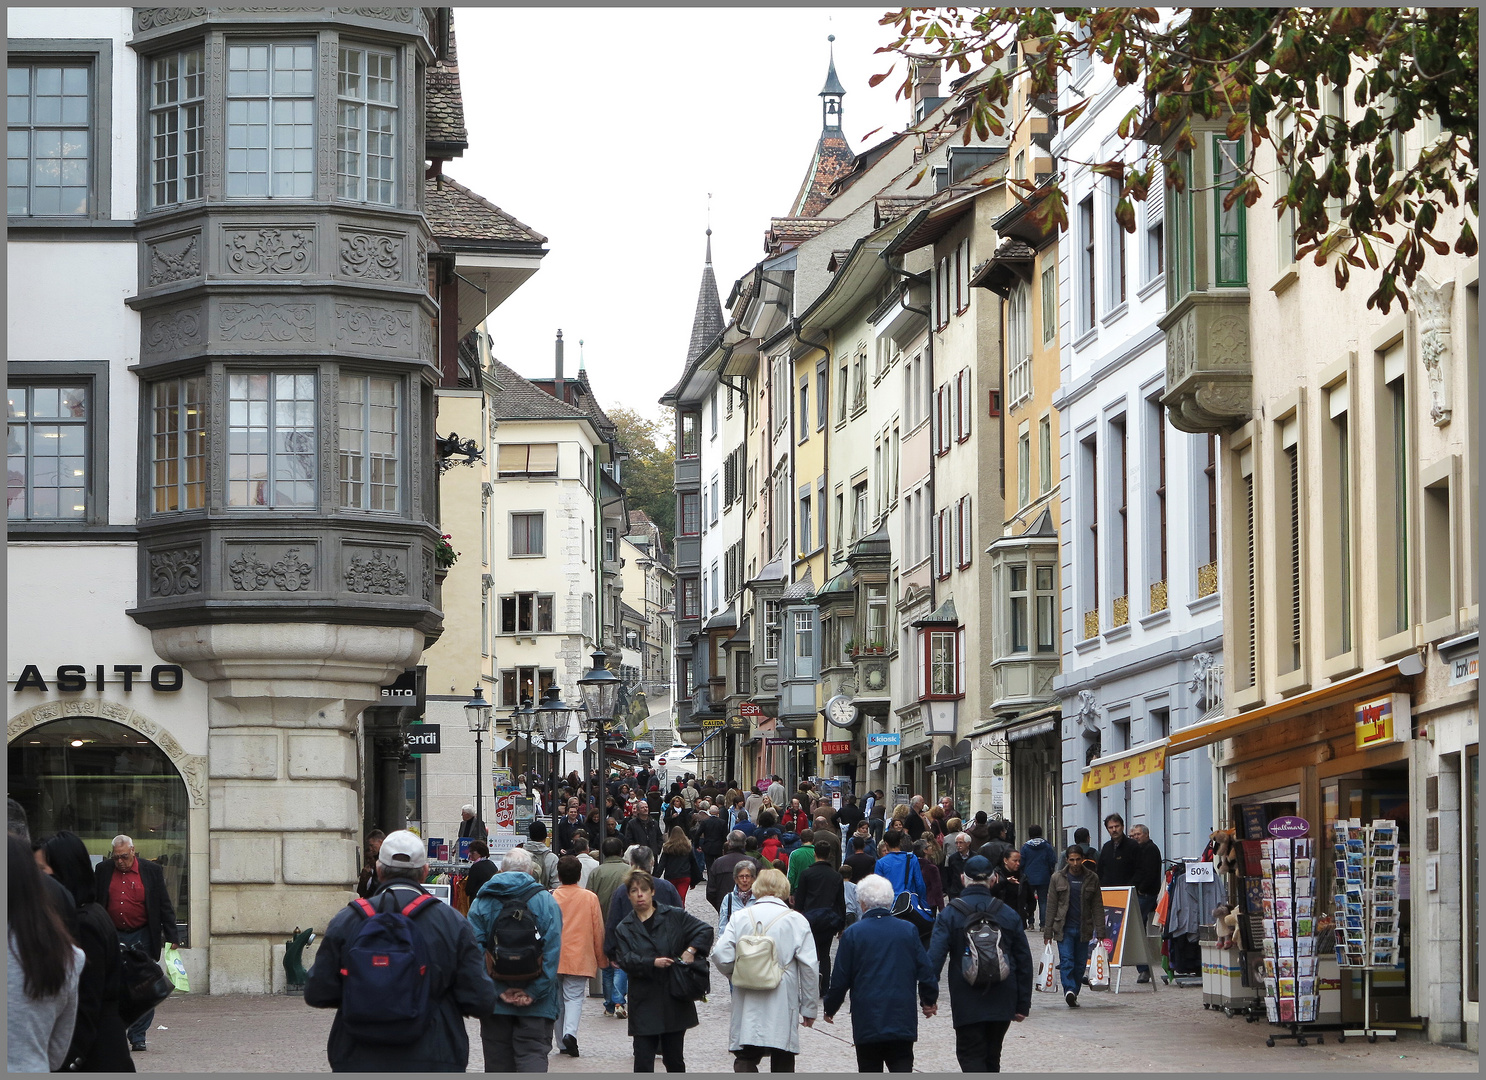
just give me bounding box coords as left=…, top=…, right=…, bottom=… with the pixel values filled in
left=344, top=549, right=408, bottom=594
left=8, top=700, right=207, bottom=809
left=335, top=305, right=412, bottom=349
left=150, top=547, right=202, bottom=597
left=1207, top=313, right=1249, bottom=368
left=228, top=546, right=314, bottom=592
left=147, top=234, right=201, bottom=286
left=135, top=8, right=207, bottom=31
left=339, top=231, right=401, bottom=280
left=221, top=303, right=316, bottom=342
left=206, top=37, right=224, bottom=197
left=142, top=307, right=203, bottom=351
left=419, top=311, right=435, bottom=363
left=225, top=228, right=313, bottom=275
left=335, top=7, right=414, bottom=21
left=1408, top=271, right=1455, bottom=426
left=422, top=549, right=434, bottom=603
left=1167, top=309, right=1192, bottom=382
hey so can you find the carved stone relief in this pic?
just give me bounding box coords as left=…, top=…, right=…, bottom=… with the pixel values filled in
left=206, top=37, right=224, bottom=198
left=221, top=303, right=316, bottom=342
left=344, top=549, right=409, bottom=594
left=1408, top=271, right=1455, bottom=426
left=419, top=310, right=435, bottom=363
left=339, top=231, right=401, bottom=280
left=7, top=701, right=207, bottom=809
left=147, top=234, right=202, bottom=286
left=1206, top=312, right=1249, bottom=368
left=150, top=547, right=202, bottom=597
left=135, top=8, right=207, bottom=31
left=142, top=306, right=203, bottom=352
left=225, top=228, right=314, bottom=275
left=336, top=305, right=412, bottom=350
left=335, top=7, right=414, bottom=21
left=1167, top=309, right=1191, bottom=382
left=422, top=549, right=434, bottom=603
left=227, top=546, right=314, bottom=592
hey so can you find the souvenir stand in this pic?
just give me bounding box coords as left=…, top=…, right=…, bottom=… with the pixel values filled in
left=1332, top=818, right=1399, bottom=1043
left=1255, top=834, right=1324, bottom=1046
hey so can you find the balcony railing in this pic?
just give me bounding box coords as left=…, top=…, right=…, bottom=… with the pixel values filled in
left=1197, top=562, right=1218, bottom=598
left=1112, top=595, right=1129, bottom=628
left=1149, top=580, right=1168, bottom=614
left=1083, top=609, right=1099, bottom=640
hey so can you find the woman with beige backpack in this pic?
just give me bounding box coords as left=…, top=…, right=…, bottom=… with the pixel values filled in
left=711, top=868, right=819, bottom=1072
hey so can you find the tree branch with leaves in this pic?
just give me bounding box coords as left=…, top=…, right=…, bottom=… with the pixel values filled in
left=877, top=6, right=1477, bottom=312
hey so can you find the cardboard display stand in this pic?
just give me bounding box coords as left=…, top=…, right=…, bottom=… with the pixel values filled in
left=1099, top=886, right=1157, bottom=993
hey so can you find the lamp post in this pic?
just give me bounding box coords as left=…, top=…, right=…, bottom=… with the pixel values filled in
left=508, top=696, right=535, bottom=798
left=578, top=650, right=620, bottom=854
left=533, top=685, right=576, bottom=844
left=463, top=687, right=493, bottom=841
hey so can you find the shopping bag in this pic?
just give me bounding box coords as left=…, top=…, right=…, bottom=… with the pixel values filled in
left=1088, top=940, right=1111, bottom=989
left=162, top=943, right=190, bottom=993
left=1034, top=941, right=1059, bottom=993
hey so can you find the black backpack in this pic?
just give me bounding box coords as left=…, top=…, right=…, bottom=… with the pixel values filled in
left=339, top=890, right=438, bottom=1043
left=485, top=882, right=546, bottom=983
left=951, top=897, right=1014, bottom=988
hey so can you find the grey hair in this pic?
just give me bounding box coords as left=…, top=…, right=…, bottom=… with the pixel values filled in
left=732, top=859, right=757, bottom=882
left=112, top=834, right=134, bottom=850
left=629, top=845, right=655, bottom=872
left=378, top=863, right=424, bottom=884
left=955, top=832, right=972, bottom=845
left=725, top=830, right=745, bottom=850
left=501, top=847, right=534, bottom=876
left=856, top=874, right=895, bottom=912
left=461, top=804, right=475, bottom=815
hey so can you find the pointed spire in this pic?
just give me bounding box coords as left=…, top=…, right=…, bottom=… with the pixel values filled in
left=685, top=225, right=724, bottom=365
left=820, top=34, right=846, bottom=98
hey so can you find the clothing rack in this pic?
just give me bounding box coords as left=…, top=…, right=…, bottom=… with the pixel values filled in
left=425, top=861, right=472, bottom=915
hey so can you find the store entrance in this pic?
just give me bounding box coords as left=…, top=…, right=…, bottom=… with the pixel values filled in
left=1322, top=762, right=1413, bottom=1026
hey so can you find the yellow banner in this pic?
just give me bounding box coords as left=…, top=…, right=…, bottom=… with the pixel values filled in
left=1081, top=743, right=1167, bottom=794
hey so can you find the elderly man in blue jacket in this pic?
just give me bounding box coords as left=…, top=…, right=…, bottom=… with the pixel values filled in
left=821, top=873, right=936, bottom=1072
left=926, top=855, right=1034, bottom=1073
left=467, top=847, right=563, bottom=1072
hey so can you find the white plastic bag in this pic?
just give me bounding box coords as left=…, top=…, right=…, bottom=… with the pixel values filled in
left=1088, top=940, right=1111, bottom=989
left=1034, top=941, right=1059, bottom=992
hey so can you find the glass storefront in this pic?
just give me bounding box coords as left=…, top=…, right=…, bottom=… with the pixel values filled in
left=9, top=716, right=190, bottom=941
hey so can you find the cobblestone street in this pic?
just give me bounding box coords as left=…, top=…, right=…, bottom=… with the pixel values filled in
left=133, top=888, right=1476, bottom=1073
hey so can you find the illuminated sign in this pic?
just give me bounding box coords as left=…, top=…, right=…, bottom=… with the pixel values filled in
left=1354, top=693, right=1410, bottom=750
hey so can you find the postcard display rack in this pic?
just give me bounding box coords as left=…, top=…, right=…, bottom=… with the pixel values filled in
left=1257, top=836, right=1325, bottom=1046
left=1332, top=819, right=1399, bottom=1043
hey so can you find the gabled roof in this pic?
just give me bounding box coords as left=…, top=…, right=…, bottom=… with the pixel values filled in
left=874, top=195, right=926, bottom=227
left=424, top=12, right=467, bottom=158
left=528, top=368, right=617, bottom=441
left=488, top=359, right=589, bottom=422
left=424, top=175, right=547, bottom=247
left=765, top=216, right=840, bottom=255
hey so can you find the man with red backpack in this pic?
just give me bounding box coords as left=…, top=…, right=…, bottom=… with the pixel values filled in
left=305, top=830, right=495, bottom=1072
left=466, top=847, right=564, bottom=1072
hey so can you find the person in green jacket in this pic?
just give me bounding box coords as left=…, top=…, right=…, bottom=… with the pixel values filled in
left=786, top=829, right=816, bottom=892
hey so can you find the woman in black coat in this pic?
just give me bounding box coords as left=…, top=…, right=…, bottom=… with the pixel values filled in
left=610, top=870, right=714, bottom=1072
left=41, top=831, right=135, bottom=1073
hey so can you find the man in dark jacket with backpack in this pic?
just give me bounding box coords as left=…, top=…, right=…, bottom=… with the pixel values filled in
left=305, top=830, right=495, bottom=1072
left=466, top=846, right=564, bottom=1072
left=924, top=855, right=1034, bottom=1073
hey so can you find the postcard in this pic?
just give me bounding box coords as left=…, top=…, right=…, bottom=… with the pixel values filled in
left=1275, top=838, right=1292, bottom=858
left=1275, top=858, right=1293, bottom=877
left=1297, top=955, right=1317, bottom=976
left=1279, top=977, right=1296, bottom=997
left=1262, top=938, right=1277, bottom=958
left=1260, top=839, right=1274, bottom=859
left=1294, top=876, right=1314, bottom=898
left=1263, top=959, right=1276, bottom=980
left=1277, top=919, right=1294, bottom=939
left=1296, top=897, right=1313, bottom=917
left=1294, top=857, right=1312, bottom=877
left=1373, top=948, right=1397, bottom=966
left=1275, top=897, right=1292, bottom=918
left=1260, top=859, right=1273, bottom=877
left=1263, top=918, right=1277, bottom=939
left=1279, top=997, right=1296, bottom=1023
left=1373, top=842, right=1396, bottom=858
left=1297, top=936, right=1315, bottom=956
left=1262, top=899, right=1275, bottom=919
left=1296, top=918, right=1313, bottom=936
left=1278, top=957, right=1296, bottom=978
left=1299, top=977, right=1316, bottom=997
left=1278, top=937, right=1295, bottom=957
left=1298, top=995, right=1319, bottom=1022
left=1265, top=998, right=1280, bottom=1023
left=1261, top=879, right=1275, bottom=899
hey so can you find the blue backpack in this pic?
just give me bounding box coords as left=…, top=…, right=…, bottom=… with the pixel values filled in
left=338, top=889, right=438, bottom=1043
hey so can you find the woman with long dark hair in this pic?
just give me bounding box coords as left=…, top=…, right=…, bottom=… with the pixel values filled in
left=8, top=833, right=85, bottom=1072
left=43, top=831, right=135, bottom=1072
left=655, top=826, right=701, bottom=904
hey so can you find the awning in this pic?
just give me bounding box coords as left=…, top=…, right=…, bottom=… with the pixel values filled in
left=925, top=739, right=973, bottom=773
left=1079, top=654, right=1425, bottom=793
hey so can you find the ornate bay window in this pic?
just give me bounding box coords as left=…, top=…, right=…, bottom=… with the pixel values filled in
left=987, top=509, right=1061, bottom=716
left=126, top=9, right=442, bottom=639
left=1158, top=113, right=1254, bottom=434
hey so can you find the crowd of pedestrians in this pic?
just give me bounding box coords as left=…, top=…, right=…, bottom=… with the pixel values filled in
left=9, top=770, right=1168, bottom=1074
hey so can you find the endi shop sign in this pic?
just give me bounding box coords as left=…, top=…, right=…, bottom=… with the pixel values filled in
left=11, top=664, right=185, bottom=693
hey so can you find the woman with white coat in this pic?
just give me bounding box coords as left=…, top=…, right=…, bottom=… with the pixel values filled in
left=711, top=868, right=819, bottom=1072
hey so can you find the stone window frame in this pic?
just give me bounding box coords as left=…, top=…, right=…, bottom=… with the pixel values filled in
left=1371, top=314, right=1415, bottom=660
left=1269, top=388, right=1311, bottom=695
left=6, top=39, right=114, bottom=225
left=1318, top=354, right=1360, bottom=677
left=6, top=359, right=112, bottom=535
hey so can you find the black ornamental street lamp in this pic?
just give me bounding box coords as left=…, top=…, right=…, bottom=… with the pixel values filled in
left=533, top=686, right=577, bottom=844
left=578, top=651, right=621, bottom=853
left=463, top=686, right=492, bottom=840
left=508, top=696, right=535, bottom=794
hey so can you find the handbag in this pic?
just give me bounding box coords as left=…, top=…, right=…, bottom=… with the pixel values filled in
left=667, top=957, right=711, bottom=1001
left=118, top=941, right=175, bottom=1025
left=1034, top=940, right=1059, bottom=992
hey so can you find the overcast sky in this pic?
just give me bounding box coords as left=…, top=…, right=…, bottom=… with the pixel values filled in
left=455, top=7, right=915, bottom=424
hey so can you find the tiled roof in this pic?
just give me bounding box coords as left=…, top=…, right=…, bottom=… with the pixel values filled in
left=424, top=13, right=467, bottom=156
left=488, top=359, right=589, bottom=422
left=529, top=369, right=617, bottom=441
left=629, top=509, right=655, bottom=526
left=993, top=237, right=1036, bottom=261
left=424, top=174, right=547, bottom=246
left=790, top=129, right=856, bottom=218
left=826, top=249, right=853, bottom=272
left=765, top=216, right=841, bottom=255
left=874, top=195, right=925, bottom=227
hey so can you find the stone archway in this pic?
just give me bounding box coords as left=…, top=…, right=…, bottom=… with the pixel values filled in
left=6, top=698, right=207, bottom=809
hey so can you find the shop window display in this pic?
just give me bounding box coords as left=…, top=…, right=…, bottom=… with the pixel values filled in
left=8, top=716, right=190, bottom=941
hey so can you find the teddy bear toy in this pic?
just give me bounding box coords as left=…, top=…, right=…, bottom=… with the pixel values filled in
left=1209, top=829, right=1239, bottom=876
left=1212, top=903, right=1240, bottom=949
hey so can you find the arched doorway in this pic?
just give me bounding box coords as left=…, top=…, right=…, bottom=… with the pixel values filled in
left=9, top=714, right=193, bottom=942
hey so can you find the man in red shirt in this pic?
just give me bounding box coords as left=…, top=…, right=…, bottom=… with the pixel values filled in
left=94, top=834, right=179, bottom=1052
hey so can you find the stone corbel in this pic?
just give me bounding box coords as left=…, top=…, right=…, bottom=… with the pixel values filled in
left=1408, top=271, right=1455, bottom=426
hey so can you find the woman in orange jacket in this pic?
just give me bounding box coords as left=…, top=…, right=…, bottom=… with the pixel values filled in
left=551, top=855, right=607, bottom=1057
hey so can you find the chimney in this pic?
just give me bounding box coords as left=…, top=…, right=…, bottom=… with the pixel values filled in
left=553, top=329, right=565, bottom=402
left=912, top=60, right=945, bottom=124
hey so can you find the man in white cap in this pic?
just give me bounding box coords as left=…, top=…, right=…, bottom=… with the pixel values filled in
left=305, top=830, right=495, bottom=1072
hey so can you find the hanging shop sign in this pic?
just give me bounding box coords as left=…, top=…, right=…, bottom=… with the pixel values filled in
left=1354, top=693, right=1410, bottom=751
left=700, top=716, right=725, bottom=728
left=406, top=724, right=441, bottom=755
left=766, top=737, right=817, bottom=747
left=11, top=664, right=184, bottom=692
left=822, top=740, right=852, bottom=756
left=739, top=702, right=763, bottom=718
left=867, top=732, right=901, bottom=746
